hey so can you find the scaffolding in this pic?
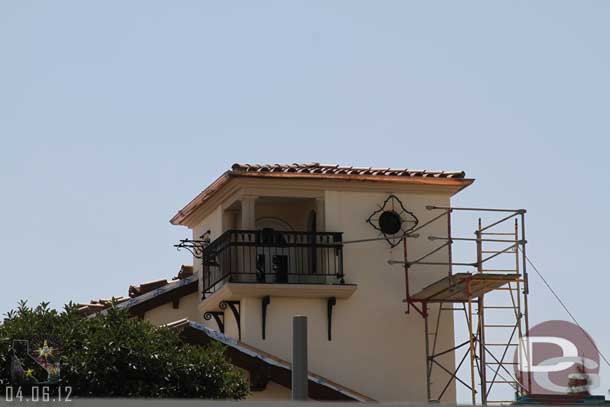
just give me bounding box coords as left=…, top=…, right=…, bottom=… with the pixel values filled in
left=392, top=206, right=531, bottom=406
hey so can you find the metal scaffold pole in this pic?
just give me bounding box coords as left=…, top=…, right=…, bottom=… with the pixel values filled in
left=396, top=206, right=530, bottom=407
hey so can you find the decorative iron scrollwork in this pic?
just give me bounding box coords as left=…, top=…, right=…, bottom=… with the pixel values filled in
left=367, top=194, right=418, bottom=248
left=203, top=311, right=225, bottom=333
left=327, top=297, right=336, bottom=341
left=220, top=300, right=241, bottom=340
left=261, top=296, right=270, bottom=340
left=174, top=230, right=211, bottom=258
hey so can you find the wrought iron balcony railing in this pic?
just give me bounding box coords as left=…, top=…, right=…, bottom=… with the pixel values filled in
left=201, top=229, right=344, bottom=297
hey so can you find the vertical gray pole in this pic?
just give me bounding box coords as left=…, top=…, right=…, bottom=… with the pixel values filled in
left=292, top=315, right=308, bottom=401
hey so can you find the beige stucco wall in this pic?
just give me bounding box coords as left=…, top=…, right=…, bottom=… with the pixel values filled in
left=144, top=292, right=203, bottom=326
left=186, top=183, right=461, bottom=402
left=218, top=190, right=456, bottom=402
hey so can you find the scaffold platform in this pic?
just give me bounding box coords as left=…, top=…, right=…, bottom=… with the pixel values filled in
left=410, top=273, right=522, bottom=303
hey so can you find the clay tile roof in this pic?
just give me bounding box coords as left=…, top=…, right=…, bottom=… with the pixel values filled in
left=171, top=162, right=472, bottom=225
left=77, top=296, right=129, bottom=316
left=230, top=163, right=466, bottom=179
left=77, top=264, right=197, bottom=316
left=176, top=264, right=194, bottom=280
left=128, top=265, right=196, bottom=297
left=77, top=303, right=106, bottom=316
left=128, top=279, right=169, bottom=298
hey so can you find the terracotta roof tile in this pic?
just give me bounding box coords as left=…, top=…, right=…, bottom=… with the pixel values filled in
left=171, top=162, right=472, bottom=225
left=231, top=162, right=465, bottom=178
left=77, top=296, right=129, bottom=315
left=128, top=265, right=196, bottom=298
left=78, top=265, right=195, bottom=315
left=176, top=264, right=193, bottom=280
left=77, top=303, right=107, bottom=316
left=128, top=279, right=168, bottom=298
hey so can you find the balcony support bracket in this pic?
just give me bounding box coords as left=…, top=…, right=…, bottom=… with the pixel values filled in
left=203, top=311, right=225, bottom=334
left=261, top=295, right=271, bottom=340
left=327, top=296, right=337, bottom=341
left=220, top=300, right=241, bottom=340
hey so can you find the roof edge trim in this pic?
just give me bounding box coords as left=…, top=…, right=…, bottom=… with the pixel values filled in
left=170, top=171, right=474, bottom=226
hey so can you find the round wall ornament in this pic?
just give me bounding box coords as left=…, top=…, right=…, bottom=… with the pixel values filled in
left=366, top=194, right=418, bottom=248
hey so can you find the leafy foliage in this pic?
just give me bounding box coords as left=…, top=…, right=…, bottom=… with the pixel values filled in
left=0, top=301, right=248, bottom=399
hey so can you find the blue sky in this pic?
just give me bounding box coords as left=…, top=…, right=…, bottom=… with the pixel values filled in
left=1, top=0, right=608, bottom=400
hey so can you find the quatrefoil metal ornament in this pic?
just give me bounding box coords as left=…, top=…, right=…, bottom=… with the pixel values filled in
left=367, top=195, right=418, bottom=248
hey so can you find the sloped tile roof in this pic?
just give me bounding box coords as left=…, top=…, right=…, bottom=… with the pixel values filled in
left=171, top=162, right=472, bottom=225
left=231, top=162, right=466, bottom=178
left=169, top=319, right=375, bottom=402
left=76, top=296, right=129, bottom=316
left=128, top=279, right=168, bottom=298
left=77, top=264, right=194, bottom=315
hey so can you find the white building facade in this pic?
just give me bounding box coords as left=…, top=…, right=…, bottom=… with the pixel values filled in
left=169, top=163, right=473, bottom=402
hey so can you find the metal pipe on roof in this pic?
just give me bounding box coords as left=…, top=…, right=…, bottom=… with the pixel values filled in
left=292, top=316, right=308, bottom=401
left=426, top=205, right=525, bottom=213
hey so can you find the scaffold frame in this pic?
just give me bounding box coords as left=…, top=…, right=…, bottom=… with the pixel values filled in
left=393, top=206, right=532, bottom=406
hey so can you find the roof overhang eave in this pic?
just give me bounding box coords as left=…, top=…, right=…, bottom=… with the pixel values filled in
left=169, top=171, right=233, bottom=226
left=170, top=172, right=475, bottom=226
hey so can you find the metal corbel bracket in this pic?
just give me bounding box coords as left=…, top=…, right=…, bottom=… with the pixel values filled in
left=261, top=296, right=270, bottom=340
left=203, top=311, right=225, bottom=333
left=220, top=300, right=241, bottom=340
left=327, top=297, right=337, bottom=341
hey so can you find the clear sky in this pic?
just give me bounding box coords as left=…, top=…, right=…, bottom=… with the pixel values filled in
left=1, top=0, right=608, bottom=401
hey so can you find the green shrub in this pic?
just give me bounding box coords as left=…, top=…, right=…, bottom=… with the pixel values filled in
left=0, top=301, right=248, bottom=399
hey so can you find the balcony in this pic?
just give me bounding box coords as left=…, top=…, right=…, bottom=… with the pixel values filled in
left=201, top=229, right=344, bottom=297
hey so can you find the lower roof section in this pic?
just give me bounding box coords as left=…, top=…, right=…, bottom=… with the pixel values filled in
left=167, top=319, right=374, bottom=402
left=93, top=273, right=199, bottom=318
